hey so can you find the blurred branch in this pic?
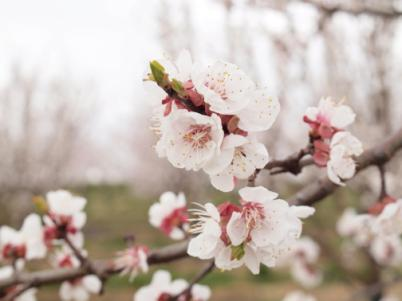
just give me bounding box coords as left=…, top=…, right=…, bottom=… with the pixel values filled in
left=257, top=0, right=402, bottom=18
left=1, top=127, right=402, bottom=295
left=0, top=241, right=189, bottom=291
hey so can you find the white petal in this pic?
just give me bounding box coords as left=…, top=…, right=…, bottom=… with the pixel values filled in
left=237, top=89, right=280, bottom=132
left=82, top=275, right=102, bottom=294
left=244, top=246, right=260, bottom=275
left=239, top=186, right=278, bottom=203
left=210, top=173, right=235, bottom=192
left=226, top=212, right=248, bottom=246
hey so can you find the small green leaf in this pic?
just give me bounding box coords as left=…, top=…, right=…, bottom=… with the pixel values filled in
left=231, top=244, right=245, bottom=261
left=149, top=60, right=166, bottom=84
left=32, top=196, right=48, bottom=214
left=171, top=78, right=184, bottom=93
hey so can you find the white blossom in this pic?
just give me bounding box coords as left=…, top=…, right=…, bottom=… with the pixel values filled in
left=155, top=109, right=224, bottom=171
left=204, top=134, right=269, bottom=192
left=43, top=190, right=87, bottom=248
left=114, top=245, right=149, bottom=281
left=327, top=132, right=363, bottom=185
left=370, top=235, right=402, bottom=267
left=149, top=192, right=189, bottom=240
left=134, top=270, right=211, bottom=301
left=59, top=275, right=102, bottom=301
left=372, top=199, right=402, bottom=236
left=0, top=214, right=46, bottom=261
left=304, top=97, right=355, bottom=134
left=336, top=208, right=374, bottom=246
left=188, top=187, right=315, bottom=274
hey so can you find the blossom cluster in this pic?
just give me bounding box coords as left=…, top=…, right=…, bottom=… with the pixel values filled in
left=134, top=270, right=211, bottom=301
left=146, top=50, right=280, bottom=192
left=0, top=190, right=103, bottom=301
left=187, top=186, right=315, bottom=274
left=337, top=196, right=402, bottom=267
left=304, top=98, right=363, bottom=185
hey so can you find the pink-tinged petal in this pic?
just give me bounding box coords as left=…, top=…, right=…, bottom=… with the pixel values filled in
left=239, top=186, right=278, bottom=203
left=204, top=203, right=221, bottom=221
left=226, top=212, right=248, bottom=246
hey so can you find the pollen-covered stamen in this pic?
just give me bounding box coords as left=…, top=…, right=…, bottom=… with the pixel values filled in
left=188, top=203, right=214, bottom=234
left=183, top=125, right=212, bottom=150
left=240, top=201, right=265, bottom=230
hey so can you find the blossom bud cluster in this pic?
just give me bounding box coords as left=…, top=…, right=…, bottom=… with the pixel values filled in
left=146, top=50, right=280, bottom=192
left=337, top=197, right=402, bottom=266
left=304, top=98, right=363, bottom=185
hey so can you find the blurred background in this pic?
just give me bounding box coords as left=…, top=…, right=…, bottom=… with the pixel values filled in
left=1, top=0, right=402, bottom=300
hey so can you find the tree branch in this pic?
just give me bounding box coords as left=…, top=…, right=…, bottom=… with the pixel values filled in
left=1, top=128, right=402, bottom=295
left=290, top=127, right=402, bottom=206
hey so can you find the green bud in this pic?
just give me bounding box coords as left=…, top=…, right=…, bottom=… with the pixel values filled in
left=231, top=244, right=245, bottom=261
left=171, top=78, right=184, bottom=93
left=149, top=60, right=166, bottom=85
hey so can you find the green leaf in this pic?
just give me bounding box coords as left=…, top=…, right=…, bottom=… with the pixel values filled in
left=231, top=244, right=245, bottom=261
left=171, top=78, right=184, bottom=93
left=149, top=60, right=166, bottom=85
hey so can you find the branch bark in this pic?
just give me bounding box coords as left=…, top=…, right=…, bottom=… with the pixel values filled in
left=1, top=128, right=402, bottom=294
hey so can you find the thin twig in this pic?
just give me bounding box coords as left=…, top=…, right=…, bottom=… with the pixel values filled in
left=378, top=164, right=387, bottom=199
left=171, top=261, right=215, bottom=301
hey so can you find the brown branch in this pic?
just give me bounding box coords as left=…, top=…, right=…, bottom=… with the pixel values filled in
left=0, top=241, right=189, bottom=291
left=171, top=260, right=215, bottom=301
left=264, top=145, right=312, bottom=175
left=1, top=128, right=402, bottom=296
left=290, top=127, right=402, bottom=206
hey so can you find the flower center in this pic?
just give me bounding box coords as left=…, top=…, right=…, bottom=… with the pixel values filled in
left=160, top=207, right=188, bottom=235
left=241, top=202, right=265, bottom=230
left=183, top=124, right=212, bottom=149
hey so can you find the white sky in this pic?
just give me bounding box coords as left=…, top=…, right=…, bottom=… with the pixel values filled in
left=0, top=0, right=166, bottom=132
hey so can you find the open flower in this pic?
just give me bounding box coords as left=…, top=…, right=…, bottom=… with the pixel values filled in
left=155, top=109, right=224, bottom=171
left=188, top=187, right=315, bottom=274
left=192, top=61, right=255, bottom=115
left=43, top=190, right=87, bottom=248
left=0, top=214, right=46, bottom=261
left=327, top=132, right=363, bottom=185
left=304, top=97, right=355, bottom=139
left=52, top=247, right=102, bottom=301
left=149, top=192, right=189, bottom=240
left=134, top=270, right=211, bottom=301
left=114, top=245, right=149, bottom=281
left=203, top=135, right=269, bottom=192
left=59, top=276, right=102, bottom=301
